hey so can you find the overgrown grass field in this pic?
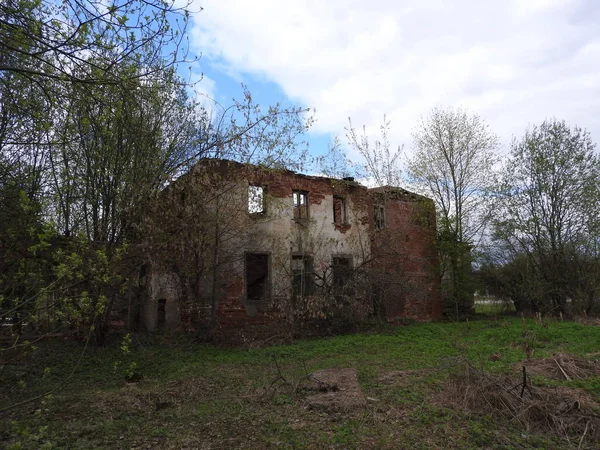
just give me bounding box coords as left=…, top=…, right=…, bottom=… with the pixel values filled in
left=2, top=317, right=599, bottom=449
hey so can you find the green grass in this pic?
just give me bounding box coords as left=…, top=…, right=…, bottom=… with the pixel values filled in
left=473, top=299, right=516, bottom=315
left=2, top=318, right=599, bottom=449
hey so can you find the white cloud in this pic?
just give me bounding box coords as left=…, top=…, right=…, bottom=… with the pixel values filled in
left=188, top=0, right=600, bottom=156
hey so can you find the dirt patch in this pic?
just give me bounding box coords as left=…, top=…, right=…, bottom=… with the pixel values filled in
left=435, top=359, right=600, bottom=446
left=62, top=376, right=217, bottom=419
left=304, top=368, right=366, bottom=413
left=376, top=370, right=415, bottom=386
left=521, top=353, right=600, bottom=381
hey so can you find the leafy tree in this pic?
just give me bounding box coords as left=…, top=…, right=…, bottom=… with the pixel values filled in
left=0, top=0, right=197, bottom=345
left=0, top=1, right=52, bottom=205
left=407, top=106, right=499, bottom=316
left=493, top=119, right=600, bottom=314
left=1, top=0, right=195, bottom=187
left=48, top=61, right=201, bottom=243
left=0, top=169, right=48, bottom=334
left=0, top=0, right=193, bottom=87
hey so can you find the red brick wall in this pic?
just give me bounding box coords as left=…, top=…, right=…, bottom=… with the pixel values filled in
left=370, top=191, right=442, bottom=321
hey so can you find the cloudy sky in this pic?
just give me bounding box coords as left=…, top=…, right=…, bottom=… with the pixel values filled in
left=187, top=0, right=600, bottom=160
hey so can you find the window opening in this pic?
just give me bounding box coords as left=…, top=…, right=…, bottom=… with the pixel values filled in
left=246, top=253, right=269, bottom=301
left=248, top=185, right=265, bottom=214
left=293, top=190, right=309, bottom=220
left=374, top=204, right=386, bottom=230
left=332, top=257, right=352, bottom=292
left=292, top=254, right=314, bottom=298
left=333, top=196, right=346, bottom=225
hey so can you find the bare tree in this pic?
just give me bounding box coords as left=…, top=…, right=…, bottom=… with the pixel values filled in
left=493, top=119, right=600, bottom=314
left=407, top=106, right=499, bottom=316
left=316, top=136, right=353, bottom=179
left=207, top=86, right=313, bottom=172
left=408, top=107, right=498, bottom=243
left=346, top=115, right=403, bottom=187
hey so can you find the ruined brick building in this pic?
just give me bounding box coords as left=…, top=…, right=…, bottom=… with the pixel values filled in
left=139, top=159, right=442, bottom=339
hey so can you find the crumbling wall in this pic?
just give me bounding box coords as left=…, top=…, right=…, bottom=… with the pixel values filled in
left=204, top=163, right=374, bottom=336
left=142, top=269, right=182, bottom=332
left=141, top=159, right=442, bottom=339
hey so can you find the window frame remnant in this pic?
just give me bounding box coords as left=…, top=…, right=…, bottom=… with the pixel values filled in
left=374, top=204, right=386, bottom=230
left=293, top=190, right=309, bottom=220
left=248, top=184, right=265, bottom=214
left=333, top=196, right=347, bottom=225
left=245, top=253, right=270, bottom=303
left=291, top=254, right=314, bottom=299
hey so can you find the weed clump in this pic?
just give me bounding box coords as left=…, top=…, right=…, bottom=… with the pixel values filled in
left=521, top=353, right=600, bottom=381
left=437, top=358, right=600, bottom=446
